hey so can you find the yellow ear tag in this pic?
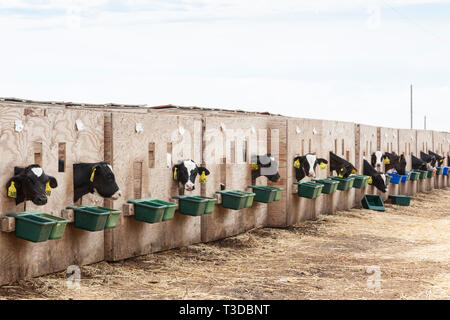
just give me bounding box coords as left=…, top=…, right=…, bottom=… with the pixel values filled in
left=45, top=181, right=52, bottom=196
left=199, top=171, right=207, bottom=184
left=368, top=177, right=373, bottom=185
left=294, top=159, right=300, bottom=169
left=440, top=159, right=443, bottom=163
left=8, top=181, right=17, bottom=198
left=90, top=167, right=97, bottom=182
left=173, top=167, right=178, bottom=180
left=338, top=173, right=344, bottom=178
left=384, top=158, right=390, bottom=165
left=319, top=163, right=327, bottom=170
left=351, top=169, right=357, bottom=174
left=251, top=163, right=259, bottom=171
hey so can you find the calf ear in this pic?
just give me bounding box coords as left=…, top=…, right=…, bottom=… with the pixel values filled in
left=6, top=176, right=24, bottom=204
left=197, top=167, right=210, bottom=176
left=48, top=176, right=58, bottom=188
left=316, top=158, right=328, bottom=170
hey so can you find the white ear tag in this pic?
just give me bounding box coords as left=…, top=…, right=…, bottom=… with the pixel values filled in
left=15, top=120, right=24, bottom=132
left=76, top=120, right=85, bottom=131
left=135, top=123, right=143, bottom=133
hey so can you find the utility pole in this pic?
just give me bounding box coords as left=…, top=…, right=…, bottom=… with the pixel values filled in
left=424, top=116, right=427, bottom=130
left=410, top=84, right=413, bottom=129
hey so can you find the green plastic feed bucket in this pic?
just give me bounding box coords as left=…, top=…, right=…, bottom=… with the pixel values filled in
left=127, top=200, right=166, bottom=223
left=147, top=199, right=177, bottom=221
left=426, top=169, right=434, bottom=178
left=312, top=179, right=339, bottom=194
left=388, top=195, right=411, bottom=206
left=271, top=187, right=284, bottom=201
left=414, top=170, right=427, bottom=179
left=216, top=190, right=248, bottom=210
left=294, top=182, right=324, bottom=199
left=104, top=209, right=122, bottom=229
left=361, top=195, right=385, bottom=212
left=436, top=167, right=444, bottom=175
left=190, top=196, right=217, bottom=214
left=173, top=196, right=208, bottom=216
left=248, top=186, right=276, bottom=203
left=7, top=213, right=55, bottom=243
left=409, top=171, right=420, bottom=181
left=350, top=174, right=370, bottom=189
left=35, top=213, right=70, bottom=240
left=329, top=176, right=355, bottom=191
left=230, top=191, right=255, bottom=208
left=69, top=206, right=111, bottom=231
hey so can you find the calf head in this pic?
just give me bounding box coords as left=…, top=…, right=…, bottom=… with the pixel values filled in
left=251, top=154, right=281, bottom=182
left=420, top=151, right=435, bottom=169
left=411, top=155, right=427, bottom=170
left=428, top=151, right=444, bottom=167
left=173, top=160, right=210, bottom=191
left=73, top=162, right=121, bottom=202
left=384, top=152, right=406, bottom=175
left=371, top=151, right=386, bottom=172
left=329, top=152, right=357, bottom=178
left=6, top=165, right=58, bottom=205
left=363, top=159, right=387, bottom=193
left=293, top=154, right=328, bottom=181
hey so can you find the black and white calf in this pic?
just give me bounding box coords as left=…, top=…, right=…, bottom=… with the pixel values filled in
left=363, top=159, right=387, bottom=193
left=420, top=151, right=435, bottom=169
left=384, top=152, right=407, bottom=175
left=172, top=160, right=210, bottom=191
left=371, top=151, right=386, bottom=172
left=428, top=151, right=444, bottom=167
left=293, top=154, right=328, bottom=182
left=411, top=155, right=427, bottom=170
left=73, top=162, right=121, bottom=202
left=6, top=164, right=58, bottom=205
left=329, top=152, right=357, bottom=178
left=250, top=153, right=281, bottom=183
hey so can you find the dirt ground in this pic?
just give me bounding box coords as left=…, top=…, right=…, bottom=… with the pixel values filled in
left=1, top=188, right=449, bottom=300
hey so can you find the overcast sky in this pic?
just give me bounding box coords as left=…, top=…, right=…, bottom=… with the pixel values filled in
left=0, top=0, right=449, bottom=131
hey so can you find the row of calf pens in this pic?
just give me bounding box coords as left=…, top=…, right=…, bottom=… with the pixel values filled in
left=0, top=98, right=449, bottom=285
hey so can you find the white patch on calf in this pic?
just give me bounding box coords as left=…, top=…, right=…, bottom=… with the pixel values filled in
left=183, top=160, right=197, bottom=190
left=31, top=167, right=43, bottom=177
left=107, top=164, right=113, bottom=173
left=306, top=154, right=317, bottom=177
left=375, top=151, right=383, bottom=168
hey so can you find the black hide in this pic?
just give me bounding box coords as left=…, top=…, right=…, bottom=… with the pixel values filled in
left=411, top=155, right=427, bottom=170
left=363, top=159, right=387, bottom=193
left=428, top=151, right=444, bottom=167
left=6, top=164, right=58, bottom=205
left=73, top=162, right=120, bottom=202
left=293, top=154, right=328, bottom=182
left=420, top=151, right=436, bottom=167
left=329, top=152, right=356, bottom=178
left=384, top=152, right=407, bottom=175
left=172, top=160, right=210, bottom=191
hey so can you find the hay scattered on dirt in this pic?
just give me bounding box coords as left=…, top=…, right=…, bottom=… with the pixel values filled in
left=1, top=188, right=449, bottom=300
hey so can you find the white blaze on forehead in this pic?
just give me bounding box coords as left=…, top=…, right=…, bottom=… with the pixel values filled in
left=375, top=151, right=383, bottom=165
left=183, top=160, right=197, bottom=181
left=306, top=154, right=317, bottom=176
left=31, top=167, right=43, bottom=177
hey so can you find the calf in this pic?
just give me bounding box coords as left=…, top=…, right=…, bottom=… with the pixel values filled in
left=73, top=162, right=121, bottom=202
left=411, top=155, right=427, bottom=170
left=384, top=152, right=407, bottom=175
left=420, top=151, right=436, bottom=169
left=329, top=152, right=357, bottom=178
left=293, top=153, right=328, bottom=182
left=363, top=159, right=387, bottom=193
left=6, top=164, right=58, bottom=205
left=428, top=151, right=444, bottom=167
left=251, top=153, right=281, bottom=183
left=371, top=151, right=386, bottom=172
left=172, top=160, right=210, bottom=191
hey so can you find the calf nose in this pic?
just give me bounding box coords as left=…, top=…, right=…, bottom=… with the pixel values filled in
left=34, top=195, right=48, bottom=205
left=185, top=182, right=195, bottom=191
left=111, top=190, right=122, bottom=200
